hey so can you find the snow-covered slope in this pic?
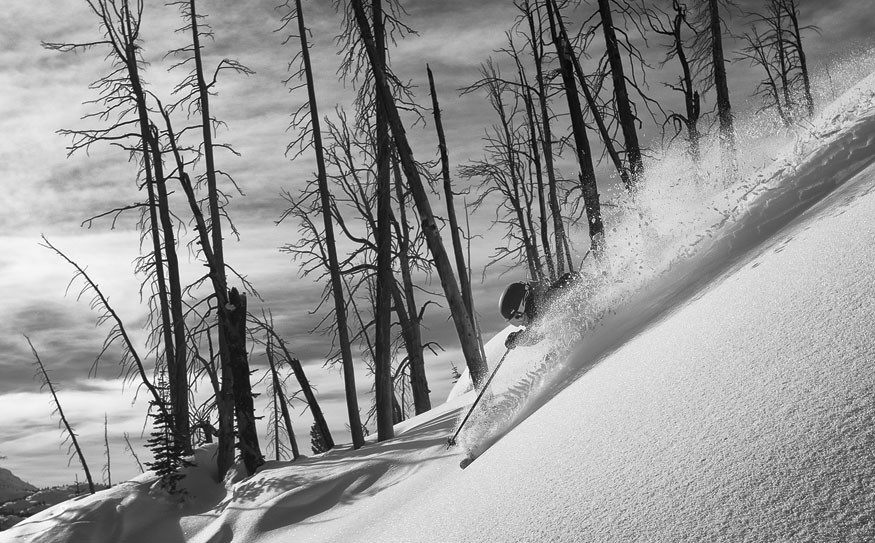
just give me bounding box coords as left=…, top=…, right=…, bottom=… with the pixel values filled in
left=5, top=74, right=875, bottom=543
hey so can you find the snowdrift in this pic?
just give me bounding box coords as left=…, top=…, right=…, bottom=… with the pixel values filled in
left=5, top=74, right=875, bottom=543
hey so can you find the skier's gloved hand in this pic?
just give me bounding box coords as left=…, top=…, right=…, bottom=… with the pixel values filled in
left=505, top=330, right=522, bottom=350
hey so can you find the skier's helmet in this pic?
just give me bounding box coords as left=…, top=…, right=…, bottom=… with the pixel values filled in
left=499, top=282, right=529, bottom=325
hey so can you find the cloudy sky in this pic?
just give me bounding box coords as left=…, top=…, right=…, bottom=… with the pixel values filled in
left=1, top=0, right=871, bottom=487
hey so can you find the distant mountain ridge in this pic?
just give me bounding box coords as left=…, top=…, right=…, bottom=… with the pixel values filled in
left=0, top=467, right=37, bottom=502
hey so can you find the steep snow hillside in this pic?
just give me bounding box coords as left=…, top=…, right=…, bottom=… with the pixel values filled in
left=4, top=74, right=875, bottom=543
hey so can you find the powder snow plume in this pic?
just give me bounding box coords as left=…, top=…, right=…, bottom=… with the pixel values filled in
left=455, top=57, right=875, bottom=461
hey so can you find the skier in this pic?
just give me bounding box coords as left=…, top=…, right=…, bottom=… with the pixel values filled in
left=448, top=271, right=581, bottom=468
left=499, top=272, right=579, bottom=350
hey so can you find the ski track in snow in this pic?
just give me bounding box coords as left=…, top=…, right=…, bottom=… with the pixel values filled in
left=454, top=73, right=875, bottom=463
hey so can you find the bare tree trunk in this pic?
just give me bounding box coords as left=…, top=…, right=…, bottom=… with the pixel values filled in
left=373, top=0, right=394, bottom=443
left=103, top=414, right=112, bottom=487
left=272, top=357, right=279, bottom=461
left=597, top=0, right=643, bottom=182
left=674, top=2, right=701, bottom=163
left=295, top=0, right=365, bottom=448
left=648, top=0, right=702, bottom=163
left=259, top=321, right=334, bottom=450
left=773, top=5, right=793, bottom=109
left=782, top=0, right=813, bottom=116
left=267, top=338, right=300, bottom=460
left=225, top=288, right=263, bottom=474
left=524, top=1, right=569, bottom=275
left=518, top=165, right=544, bottom=281
left=186, top=0, right=238, bottom=475
left=42, top=236, right=166, bottom=410
left=158, top=105, right=234, bottom=476
left=349, top=0, right=489, bottom=389
left=391, top=155, right=431, bottom=414
left=546, top=0, right=605, bottom=254
left=512, top=51, right=556, bottom=281
left=122, top=35, right=194, bottom=458
left=485, top=71, right=544, bottom=281
left=27, top=336, right=96, bottom=494
left=427, top=66, right=478, bottom=320
left=546, top=1, right=631, bottom=190
left=287, top=350, right=334, bottom=451
left=148, top=128, right=190, bottom=454
left=744, top=29, right=791, bottom=126
left=709, top=0, right=735, bottom=151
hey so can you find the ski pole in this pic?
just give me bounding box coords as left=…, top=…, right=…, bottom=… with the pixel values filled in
left=447, top=346, right=512, bottom=448
left=578, top=249, right=591, bottom=270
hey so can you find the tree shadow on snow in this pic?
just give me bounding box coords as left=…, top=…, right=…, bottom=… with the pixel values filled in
left=196, top=408, right=462, bottom=534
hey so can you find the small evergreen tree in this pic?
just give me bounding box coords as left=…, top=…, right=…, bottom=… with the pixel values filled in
left=146, top=377, right=190, bottom=495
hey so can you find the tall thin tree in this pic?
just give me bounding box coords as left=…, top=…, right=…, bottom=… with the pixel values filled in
left=696, top=0, right=736, bottom=152
left=546, top=0, right=604, bottom=254
left=427, top=65, right=477, bottom=331
left=283, top=0, right=365, bottom=448
left=597, top=0, right=644, bottom=183
left=521, top=0, right=570, bottom=274
left=26, top=336, right=96, bottom=495
left=372, top=0, right=395, bottom=442
left=348, top=0, right=489, bottom=389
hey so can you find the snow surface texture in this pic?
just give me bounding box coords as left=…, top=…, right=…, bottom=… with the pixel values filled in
left=5, top=73, right=875, bottom=543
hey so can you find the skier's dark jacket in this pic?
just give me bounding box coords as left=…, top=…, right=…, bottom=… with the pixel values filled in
left=505, top=271, right=579, bottom=349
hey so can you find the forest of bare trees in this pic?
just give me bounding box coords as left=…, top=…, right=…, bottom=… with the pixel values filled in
left=29, top=0, right=821, bottom=489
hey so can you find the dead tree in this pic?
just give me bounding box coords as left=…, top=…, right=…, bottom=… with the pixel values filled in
left=41, top=238, right=193, bottom=487
left=26, top=336, right=96, bottom=495
left=372, top=0, right=395, bottom=442
left=317, top=114, right=434, bottom=418
left=738, top=25, right=791, bottom=126
left=769, top=1, right=793, bottom=109
left=146, top=127, right=189, bottom=455
left=280, top=0, right=365, bottom=448
left=507, top=39, right=557, bottom=281
left=224, top=288, right=262, bottom=474
left=252, top=313, right=335, bottom=452
left=344, top=275, right=405, bottom=426
left=333, top=0, right=423, bottom=437
left=594, top=0, right=644, bottom=183
left=545, top=0, right=605, bottom=254
left=41, top=236, right=166, bottom=413
left=44, top=0, right=194, bottom=459
left=519, top=0, right=571, bottom=275
left=427, top=65, right=479, bottom=333
left=463, top=60, right=547, bottom=281
left=156, top=96, right=265, bottom=476
left=265, top=335, right=300, bottom=461
left=124, top=433, right=145, bottom=473
left=543, top=3, right=631, bottom=192
left=187, top=0, right=234, bottom=472
left=693, top=0, right=736, bottom=153
left=744, top=0, right=818, bottom=122
left=349, top=0, right=489, bottom=389
left=779, top=0, right=815, bottom=116
left=647, top=0, right=703, bottom=162
left=166, top=0, right=262, bottom=474
left=391, top=154, right=433, bottom=415
left=103, top=414, right=112, bottom=487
